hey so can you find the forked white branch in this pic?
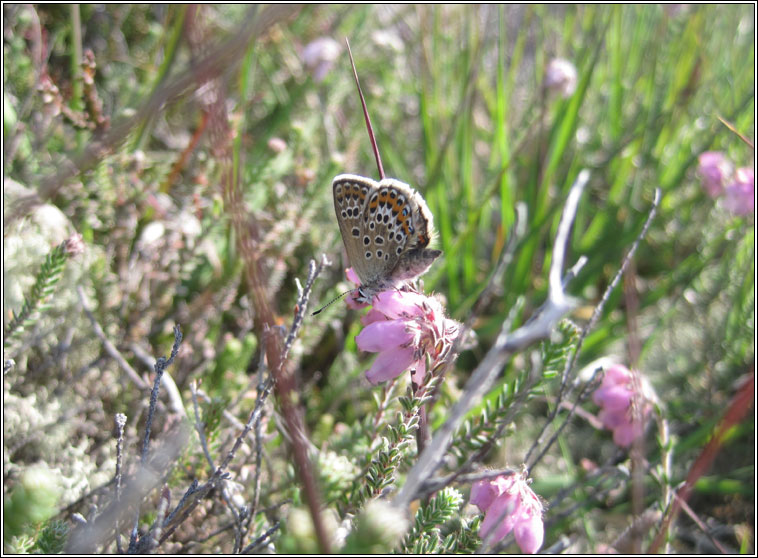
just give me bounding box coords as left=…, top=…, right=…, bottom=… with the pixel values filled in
left=393, top=170, right=591, bottom=510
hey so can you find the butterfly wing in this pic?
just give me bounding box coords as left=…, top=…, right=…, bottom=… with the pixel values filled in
left=333, top=175, right=441, bottom=290
left=333, top=174, right=392, bottom=285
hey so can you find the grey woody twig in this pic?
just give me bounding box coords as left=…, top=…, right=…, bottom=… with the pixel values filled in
left=129, top=326, right=183, bottom=552
left=113, top=413, right=127, bottom=554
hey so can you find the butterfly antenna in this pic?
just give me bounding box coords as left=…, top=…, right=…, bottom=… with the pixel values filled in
left=345, top=37, right=385, bottom=180
left=311, top=288, right=358, bottom=316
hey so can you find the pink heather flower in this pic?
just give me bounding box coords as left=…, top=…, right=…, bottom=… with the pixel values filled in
left=544, top=58, right=578, bottom=98
left=301, top=37, right=341, bottom=82
left=471, top=473, right=544, bottom=554
left=698, top=151, right=733, bottom=198
left=722, top=167, right=754, bottom=215
left=593, top=364, right=653, bottom=448
left=347, top=268, right=459, bottom=385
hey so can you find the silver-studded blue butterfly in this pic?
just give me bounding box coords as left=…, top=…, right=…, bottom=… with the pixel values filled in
left=332, top=174, right=441, bottom=302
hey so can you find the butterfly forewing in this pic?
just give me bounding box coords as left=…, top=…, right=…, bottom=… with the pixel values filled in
left=333, top=175, right=397, bottom=285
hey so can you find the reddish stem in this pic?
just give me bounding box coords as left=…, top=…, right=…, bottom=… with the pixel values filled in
left=345, top=38, right=385, bottom=179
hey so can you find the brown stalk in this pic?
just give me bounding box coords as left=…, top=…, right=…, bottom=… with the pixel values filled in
left=345, top=38, right=385, bottom=179
left=192, top=8, right=329, bottom=552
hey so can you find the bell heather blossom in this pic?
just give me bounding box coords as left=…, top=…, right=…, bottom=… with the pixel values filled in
left=698, top=151, right=733, bottom=198
left=722, top=167, right=754, bottom=215
left=470, top=472, right=544, bottom=553
left=345, top=268, right=460, bottom=385
left=592, top=364, right=654, bottom=448
left=544, top=58, right=578, bottom=98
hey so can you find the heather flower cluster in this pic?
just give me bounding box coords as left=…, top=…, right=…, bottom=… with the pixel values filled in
left=698, top=151, right=754, bottom=215
left=470, top=473, right=544, bottom=553
left=592, top=364, right=654, bottom=448
left=344, top=269, right=460, bottom=386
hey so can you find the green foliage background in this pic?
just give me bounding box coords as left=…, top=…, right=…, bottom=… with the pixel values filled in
left=3, top=4, right=754, bottom=554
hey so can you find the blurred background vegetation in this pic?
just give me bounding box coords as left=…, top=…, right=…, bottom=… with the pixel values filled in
left=3, top=4, right=754, bottom=554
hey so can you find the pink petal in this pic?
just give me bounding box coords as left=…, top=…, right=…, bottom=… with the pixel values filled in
left=361, top=308, right=387, bottom=326
left=603, top=364, right=633, bottom=387
left=492, top=475, right=516, bottom=496
left=593, top=385, right=633, bottom=411
left=613, top=421, right=644, bottom=447
left=356, top=320, right=412, bottom=353
left=471, top=480, right=499, bottom=512
left=345, top=267, right=361, bottom=285
left=372, top=290, right=427, bottom=319
left=365, top=347, right=415, bottom=385
left=598, top=407, right=628, bottom=430
left=480, top=491, right=519, bottom=543
left=513, top=510, right=544, bottom=554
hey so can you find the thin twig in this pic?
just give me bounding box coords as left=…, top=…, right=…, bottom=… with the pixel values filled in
left=425, top=202, right=527, bottom=425
left=717, top=114, right=754, bottom=149
left=129, top=326, right=183, bottom=552
left=66, top=424, right=190, bottom=553
left=525, top=366, right=603, bottom=473
left=138, top=485, right=171, bottom=553
left=281, top=257, right=327, bottom=361
left=240, top=521, right=281, bottom=554
left=113, top=413, right=127, bottom=554
left=250, top=348, right=268, bottom=529
left=674, top=493, right=730, bottom=554
left=218, top=377, right=275, bottom=473
left=190, top=380, right=216, bottom=471
left=77, top=286, right=147, bottom=390
left=129, top=342, right=186, bottom=417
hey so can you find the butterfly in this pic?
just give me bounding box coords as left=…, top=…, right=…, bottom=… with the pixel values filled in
left=332, top=174, right=441, bottom=303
